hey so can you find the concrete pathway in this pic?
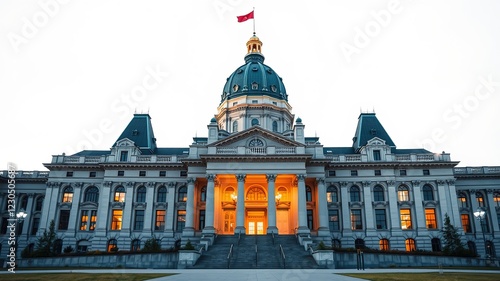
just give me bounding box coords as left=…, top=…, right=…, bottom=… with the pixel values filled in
left=4, top=268, right=500, bottom=281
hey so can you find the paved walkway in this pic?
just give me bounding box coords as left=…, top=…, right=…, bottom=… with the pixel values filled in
left=5, top=268, right=500, bottom=281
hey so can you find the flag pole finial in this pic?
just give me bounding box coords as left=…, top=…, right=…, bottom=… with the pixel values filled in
left=253, top=7, right=256, bottom=35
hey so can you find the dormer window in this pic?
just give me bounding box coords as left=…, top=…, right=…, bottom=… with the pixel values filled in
left=120, top=151, right=128, bottom=162
left=373, top=150, right=381, bottom=161
left=233, top=84, right=239, bottom=92
left=251, top=82, right=258, bottom=90
left=271, top=85, right=277, bottom=92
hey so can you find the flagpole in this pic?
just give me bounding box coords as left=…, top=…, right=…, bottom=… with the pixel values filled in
left=253, top=7, right=256, bottom=34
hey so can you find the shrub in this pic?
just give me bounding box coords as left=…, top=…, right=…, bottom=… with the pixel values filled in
left=142, top=237, right=162, bottom=252
left=63, top=245, right=74, bottom=254
left=182, top=240, right=195, bottom=250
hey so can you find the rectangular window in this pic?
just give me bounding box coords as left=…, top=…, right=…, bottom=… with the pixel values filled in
left=350, top=170, right=358, bottom=176
left=177, top=210, right=186, bottom=231
left=80, top=210, right=89, bottom=231
left=252, top=100, right=258, bottom=104
left=199, top=210, right=206, bottom=230
left=120, top=151, right=128, bottom=162
left=159, top=171, right=166, bottom=177
left=62, top=191, right=73, bottom=203
left=328, top=170, right=336, bottom=177
left=89, top=210, right=97, bottom=231
left=180, top=171, right=187, bottom=177
left=139, top=171, right=146, bottom=177
left=351, top=209, right=363, bottom=230
left=66, top=171, right=73, bottom=177
left=328, top=209, right=340, bottom=231
left=423, top=169, right=430, bottom=176
left=89, top=171, right=96, bottom=177
left=134, top=210, right=145, bottom=231
left=58, top=210, right=70, bottom=230
left=111, top=209, right=123, bottom=230
left=307, top=210, right=314, bottom=230
left=31, top=217, right=40, bottom=235
left=461, top=214, right=471, bottom=233
left=373, top=150, right=381, bottom=161
left=400, top=209, right=412, bottom=230
left=118, top=170, right=124, bottom=176
left=375, top=209, right=387, bottom=230
left=398, top=190, right=409, bottom=201
left=425, top=208, right=437, bottom=229
left=155, top=210, right=166, bottom=231
left=374, top=170, right=381, bottom=176
left=400, top=170, right=407, bottom=176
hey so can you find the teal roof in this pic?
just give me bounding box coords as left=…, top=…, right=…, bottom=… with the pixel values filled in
left=72, top=150, right=111, bottom=156
left=352, top=113, right=395, bottom=151
left=113, top=114, right=157, bottom=153
left=221, top=52, right=287, bottom=104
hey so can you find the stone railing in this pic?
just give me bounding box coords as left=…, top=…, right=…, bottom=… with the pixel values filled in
left=215, top=146, right=300, bottom=155
left=326, top=153, right=440, bottom=163
left=51, top=154, right=183, bottom=164
left=0, top=171, right=49, bottom=178
left=454, top=166, right=500, bottom=175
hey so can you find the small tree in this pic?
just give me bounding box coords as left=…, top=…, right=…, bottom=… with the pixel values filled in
left=142, top=236, right=162, bottom=252
left=182, top=239, right=195, bottom=250
left=34, top=220, right=57, bottom=257
left=441, top=213, right=465, bottom=255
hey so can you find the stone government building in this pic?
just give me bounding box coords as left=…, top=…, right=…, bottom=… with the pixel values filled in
left=1, top=34, right=499, bottom=260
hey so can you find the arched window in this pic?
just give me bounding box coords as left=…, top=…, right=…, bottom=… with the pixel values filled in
left=247, top=187, right=266, bottom=201
left=251, top=118, right=259, bottom=126
left=494, top=192, right=500, bottom=207
left=232, top=120, right=238, bottom=133
left=84, top=186, right=99, bottom=203
left=379, top=239, right=390, bottom=251
left=332, top=239, right=341, bottom=249
left=476, top=192, right=485, bottom=207
left=458, top=192, right=468, bottom=207
left=251, top=82, right=258, bottom=90
left=114, top=186, right=125, bottom=202
left=405, top=238, right=416, bottom=251
left=277, top=187, right=288, bottom=201
left=62, top=187, right=73, bottom=203
left=373, top=185, right=384, bottom=201
left=54, top=239, right=63, bottom=254
left=178, top=186, right=187, bottom=202
left=467, top=241, right=477, bottom=255
left=355, top=238, right=365, bottom=249
left=327, top=186, right=338, bottom=203
left=131, top=239, right=141, bottom=252
left=35, top=196, right=44, bottom=211
left=306, top=186, right=313, bottom=202
left=107, top=239, right=118, bottom=252
left=350, top=186, right=361, bottom=202
left=398, top=186, right=410, bottom=201
left=272, top=121, right=278, bottom=132
left=423, top=185, right=434, bottom=201
left=431, top=238, right=441, bottom=252
left=224, top=187, right=235, bottom=201
left=157, top=186, right=167, bottom=202
left=20, top=195, right=28, bottom=209
left=200, top=186, right=207, bottom=202
left=136, top=186, right=146, bottom=202
left=77, top=239, right=90, bottom=253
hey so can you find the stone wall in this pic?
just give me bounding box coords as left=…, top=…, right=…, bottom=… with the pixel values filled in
left=16, top=252, right=178, bottom=269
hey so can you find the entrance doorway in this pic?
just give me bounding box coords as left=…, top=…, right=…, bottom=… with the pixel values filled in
left=247, top=210, right=266, bottom=235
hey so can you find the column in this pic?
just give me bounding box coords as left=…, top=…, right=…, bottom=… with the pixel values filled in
left=37, top=182, right=55, bottom=235
left=387, top=181, right=400, bottom=231
left=183, top=178, right=196, bottom=237
left=143, top=182, right=156, bottom=233
left=446, top=180, right=462, bottom=231
left=120, top=182, right=135, bottom=236
left=412, top=181, right=426, bottom=231
left=203, top=174, right=216, bottom=234
left=235, top=174, right=246, bottom=234
left=22, top=193, right=35, bottom=235
left=266, top=174, right=278, bottom=234
left=95, top=182, right=112, bottom=237
left=296, top=174, right=309, bottom=234
left=67, top=183, right=82, bottom=234
left=164, top=182, right=176, bottom=235
left=486, top=189, right=500, bottom=232
left=316, top=177, right=330, bottom=236
left=46, top=183, right=61, bottom=230
left=362, top=181, right=375, bottom=231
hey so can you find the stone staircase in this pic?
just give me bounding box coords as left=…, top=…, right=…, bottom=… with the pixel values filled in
left=193, top=234, right=318, bottom=269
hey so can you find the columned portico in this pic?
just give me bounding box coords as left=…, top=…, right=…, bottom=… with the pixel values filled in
left=203, top=174, right=216, bottom=234
left=296, top=174, right=310, bottom=234
left=266, top=174, right=278, bottom=234
left=316, top=177, right=330, bottom=236
left=182, top=177, right=195, bottom=237
left=235, top=174, right=246, bottom=234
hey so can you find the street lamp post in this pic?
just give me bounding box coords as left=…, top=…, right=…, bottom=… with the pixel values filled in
left=473, top=208, right=487, bottom=258
left=16, top=209, right=27, bottom=260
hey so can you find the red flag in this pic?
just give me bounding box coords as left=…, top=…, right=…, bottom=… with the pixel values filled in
left=237, top=11, right=254, bottom=23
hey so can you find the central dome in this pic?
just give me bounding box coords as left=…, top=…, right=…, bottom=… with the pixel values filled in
left=220, top=35, right=287, bottom=104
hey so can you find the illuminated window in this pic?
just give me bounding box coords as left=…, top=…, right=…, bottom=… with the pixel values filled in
left=458, top=192, right=468, bottom=208
left=178, top=186, right=187, bottom=202
left=225, top=187, right=235, bottom=201
left=107, top=239, right=118, bottom=252
left=398, top=186, right=409, bottom=201
left=350, top=186, right=361, bottom=202
left=351, top=209, right=363, bottom=230
left=155, top=210, right=166, bottom=231
left=326, top=186, right=338, bottom=203
left=89, top=210, right=97, bottom=231
left=277, top=187, right=288, bottom=201
left=157, top=186, right=167, bottom=202
left=461, top=214, right=471, bottom=233
left=400, top=209, right=412, bottom=230
left=476, top=192, right=485, bottom=207
left=136, top=186, right=146, bottom=202
left=80, top=210, right=88, bottom=231
left=247, top=187, right=266, bottom=201
left=425, top=208, right=437, bottom=229
left=114, top=186, right=125, bottom=202
left=62, top=187, right=73, bottom=203
left=111, top=209, right=123, bottom=230
left=423, top=185, right=434, bottom=201
left=494, top=192, right=500, bottom=207
left=405, top=238, right=416, bottom=251
left=177, top=210, right=186, bottom=231
left=373, top=185, right=384, bottom=201
left=379, top=239, right=390, bottom=251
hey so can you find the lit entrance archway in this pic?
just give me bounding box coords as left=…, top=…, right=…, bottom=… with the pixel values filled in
left=245, top=186, right=267, bottom=235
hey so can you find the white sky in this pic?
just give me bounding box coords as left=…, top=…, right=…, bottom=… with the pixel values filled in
left=1, top=0, right=499, bottom=171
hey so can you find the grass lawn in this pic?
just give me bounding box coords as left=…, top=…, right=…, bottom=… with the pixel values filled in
left=3, top=273, right=175, bottom=281
left=342, top=272, right=499, bottom=281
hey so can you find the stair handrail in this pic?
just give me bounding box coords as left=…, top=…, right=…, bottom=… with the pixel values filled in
left=255, top=244, right=258, bottom=266
left=227, top=244, right=234, bottom=269
left=279, top=244, right=286, bottom=269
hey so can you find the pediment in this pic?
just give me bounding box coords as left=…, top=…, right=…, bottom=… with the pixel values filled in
left=210, top=126, right=304, bottom=148
left=115, top=138, right=137, bottom=147
left=367, top=137, right=387, bottom=146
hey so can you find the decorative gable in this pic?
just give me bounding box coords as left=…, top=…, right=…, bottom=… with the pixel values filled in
left=211, top=126, right=303, bottom=148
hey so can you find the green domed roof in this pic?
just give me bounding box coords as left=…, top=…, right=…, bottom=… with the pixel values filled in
left=220, top=37, right=287, bottom=104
